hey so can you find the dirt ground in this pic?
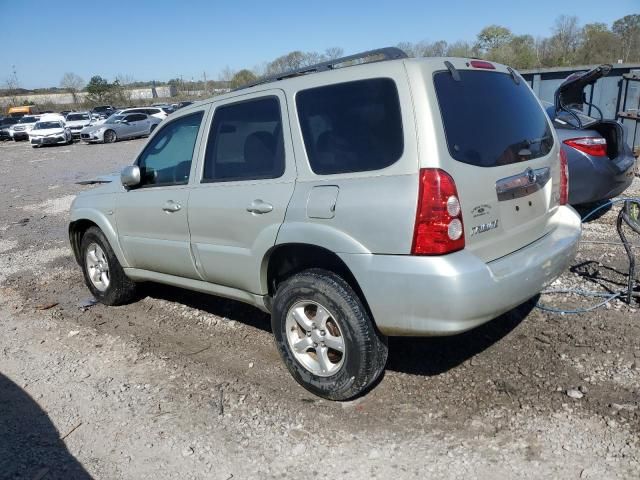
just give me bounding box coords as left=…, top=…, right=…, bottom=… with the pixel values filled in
left=0, top=138, right=639, bottom=479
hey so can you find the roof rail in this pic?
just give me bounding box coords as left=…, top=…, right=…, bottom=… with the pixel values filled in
left=234, top=47, right=408, bottom=91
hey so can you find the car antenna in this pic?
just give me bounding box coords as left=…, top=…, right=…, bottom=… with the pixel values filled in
left=444, top=61, right=460, bottom=81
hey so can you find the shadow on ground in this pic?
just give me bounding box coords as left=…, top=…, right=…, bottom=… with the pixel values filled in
left=386, top=299, right=536, bottom=376
left=0, top=374, right=92, bottom=479
left=139, top=282, right=271, bottom=333
left=141, top=282, right=536, bottom=379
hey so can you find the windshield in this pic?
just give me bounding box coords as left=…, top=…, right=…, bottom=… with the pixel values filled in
left=34, top=122, right=62, bottom=130
left=19, top=116, right=38, bottom=124
left=67, top=113, right=90, bottom=121
left=434, top=70, right=553, bottom=167
left=105, top=115, right=125, bottom=124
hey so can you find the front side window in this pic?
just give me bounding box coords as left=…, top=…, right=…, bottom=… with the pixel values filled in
left=202, top=97, right=285, bottom=182
left=296, top=78, right=404, bottom=175
left=137, top=111, right=204, bottom=187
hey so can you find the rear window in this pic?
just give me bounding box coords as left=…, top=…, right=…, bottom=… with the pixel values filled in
left=434, top=70, right=553, bottom=167
left=296, top=78, right=403, bottom=175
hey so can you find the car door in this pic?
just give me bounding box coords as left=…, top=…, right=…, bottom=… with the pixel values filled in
left=188, top=90, right=296, bottom=294
left=115, top=109, right=207, bottom=279
left=118, top=114, right=139, bottom=139
left=130, top=113, right=150, bottom=135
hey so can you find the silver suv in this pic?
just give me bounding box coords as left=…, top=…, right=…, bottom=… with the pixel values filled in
left=69, top=48, right=582, bottom=400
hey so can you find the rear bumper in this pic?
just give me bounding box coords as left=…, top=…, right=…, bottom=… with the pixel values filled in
left=340, top=205, right=581, bottom=336
left=569, top=151, right=636, bottom=205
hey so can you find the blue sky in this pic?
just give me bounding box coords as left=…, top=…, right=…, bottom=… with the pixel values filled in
left=1, top=0, right=637, bottom=89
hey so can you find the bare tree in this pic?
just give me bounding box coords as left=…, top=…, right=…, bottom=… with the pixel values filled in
left=60, top=72, right=84, bottom=104
left=114, top=74, right=135, bottom=105
left=324, top=47, right=344, bottom=59
left=5, top=65, right=21, bottom=106
left=549, top=15, right=582, bottom=65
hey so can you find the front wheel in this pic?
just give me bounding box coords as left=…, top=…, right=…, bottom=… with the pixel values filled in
left=80, top=227, right=137, bottom=305
left=272, top=269, right=388, bottom=400
left=103, top=129, right=117, bottom=143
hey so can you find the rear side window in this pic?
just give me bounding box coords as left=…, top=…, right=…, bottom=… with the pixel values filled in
left=202, top=97, right=285, bottom=182
left=296, top=78, right=403, bottom=175
left=434, top=70, right=553, bottom=167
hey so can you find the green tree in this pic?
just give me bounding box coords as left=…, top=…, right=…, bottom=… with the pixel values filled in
left=476, top=25, right=513, bottom=52
left=85, top=75, right=112, bottom=104
left=612, top=14, right=640, bottom=62
left=230, top=69, right=258, bottom=89
left=579, top=23, right=619, bottom=64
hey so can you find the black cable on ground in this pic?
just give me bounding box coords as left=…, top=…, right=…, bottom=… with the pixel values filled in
left=535, top=197, right=639, bottom=315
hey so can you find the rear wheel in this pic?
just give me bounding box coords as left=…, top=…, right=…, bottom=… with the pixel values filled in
left=150, top=124, right=157, bottom=134
left=103, top=129, right=116, bottom=143
left=272, top=269, right=388, bottom=400
left=80, top=227, right=137, bottom=305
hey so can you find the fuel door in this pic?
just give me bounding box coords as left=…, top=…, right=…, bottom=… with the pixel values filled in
left=306, top=185, right=339, bottom=219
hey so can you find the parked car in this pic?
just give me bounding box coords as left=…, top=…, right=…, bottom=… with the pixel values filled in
left=119, top=107, right=169, bottom=121
left=0, top=117, right=19, bottom=141
left=545, top=64, right=636, bottom=205
left=65, top=111, right=93, bottom=138
left=80, top=112, right=160, bottom=143
left=90, top=105, right=116, bottom=120
left=175, top=101, right=193, bottom=109
left=29, top=119, right=73, bottom=147
left=9, top=115, right=41, bottom=140
left=151, top=103, right=175, bottom=114
left=69, top=49, right=581, bottom=400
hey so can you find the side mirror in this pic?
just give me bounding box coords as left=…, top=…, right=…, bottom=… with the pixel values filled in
left=121, top=165, right=141, bottom=188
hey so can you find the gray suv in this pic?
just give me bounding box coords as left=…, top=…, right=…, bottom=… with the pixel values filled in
left=69, top=48, right=582, bottom=400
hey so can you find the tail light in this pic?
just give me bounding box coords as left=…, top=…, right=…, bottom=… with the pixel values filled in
left=469, top=60, right=495, bottom=70
left=412, top=169, right=465, bottom=255
left=559, top=149, right=569, bottom=206
left=563, top=137, right=607, bottom=157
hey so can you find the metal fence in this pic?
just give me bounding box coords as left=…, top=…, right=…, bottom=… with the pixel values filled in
left=521, top=63, right=640, bottom=150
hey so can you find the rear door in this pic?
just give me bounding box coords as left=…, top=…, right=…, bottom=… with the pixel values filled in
left=188, top=90, right=296, bottom=295
left=428, top=63, right=560, bottom=262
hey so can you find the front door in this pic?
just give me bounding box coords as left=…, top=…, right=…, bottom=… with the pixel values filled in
left=116, top=109, right=207, bottom=279
left=188, top=91, right=296, bottom=294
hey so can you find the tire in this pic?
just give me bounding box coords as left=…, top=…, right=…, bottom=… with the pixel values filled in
left=103, top=129, right=117, bottom=143
left=150, top=124, right=157, bottom=133
left=272, top=268, right=388, bottom=400
left=79, top=226, right=137, bottom=306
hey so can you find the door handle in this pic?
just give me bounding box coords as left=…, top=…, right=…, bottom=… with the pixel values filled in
left=162, top=200, right=182, bottom=213
left=246, top=199, right=273, bottom=214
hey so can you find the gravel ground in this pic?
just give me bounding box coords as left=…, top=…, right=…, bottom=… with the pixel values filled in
left=0, top=138, right=639, bottom=479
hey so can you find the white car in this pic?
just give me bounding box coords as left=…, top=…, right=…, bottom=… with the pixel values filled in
left=29, top=120, right=73, bottom=147
left=118, top=107, right=168, bottom=121
left=9, top=115, right=41, bottom=141
left=65, top=112, right=93, bottom=138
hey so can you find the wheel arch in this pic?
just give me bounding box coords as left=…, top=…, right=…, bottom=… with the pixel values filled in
left=263, top=243, right=372, bottom=320
left=69, top=209, right=129, bottom=268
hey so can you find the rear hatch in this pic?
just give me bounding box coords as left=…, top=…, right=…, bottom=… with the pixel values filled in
left=431, top=62, right=560, bottom=262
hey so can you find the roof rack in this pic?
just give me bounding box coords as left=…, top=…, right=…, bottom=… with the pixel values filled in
left=234, top=47, right=408, bottom=91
